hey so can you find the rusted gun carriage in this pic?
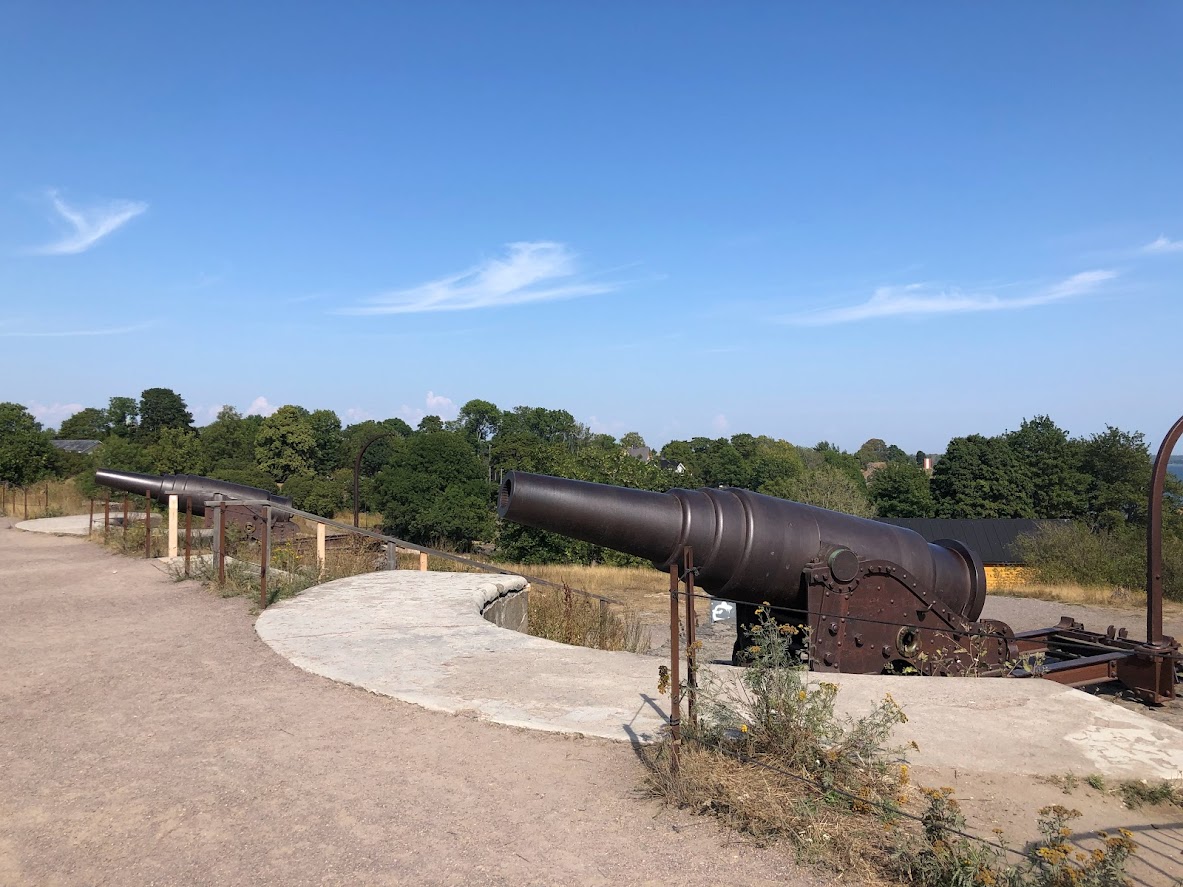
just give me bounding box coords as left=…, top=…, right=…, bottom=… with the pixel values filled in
left=94, top=469, right=300, bottom=543
left=498, top=414, right=1183, bottom=704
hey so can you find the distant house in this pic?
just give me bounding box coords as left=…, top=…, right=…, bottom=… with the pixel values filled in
left=625, top=446, right=653, bottom=462
left=659, top=458, right=687, bottom=474
left=625, top=446, right=685, bottom=473
left=874, top=517, right=1062, bottom=589
left=51, top=439, right=102, bottom=455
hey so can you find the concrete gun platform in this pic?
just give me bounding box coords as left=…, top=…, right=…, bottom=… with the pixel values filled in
left=256, top=571, right=1183, bottom=780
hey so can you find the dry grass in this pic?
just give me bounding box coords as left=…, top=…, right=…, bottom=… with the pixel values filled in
left=527, top=584, right=650, bottom=652
left=989, top=580, right=1183, bottom=618
left=0, top=478, right=93, bottom=520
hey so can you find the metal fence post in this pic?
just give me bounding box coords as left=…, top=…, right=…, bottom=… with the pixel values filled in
left=258, top=505, right=271, bottom=610
left=88, top=498, right=94, bottom=537
left=144, top=489, right=152, bottom=559
left=668, top=563, right=682, bottom=774
left=122, top=496, right=129, bottom=543
left=683, top=546, right=698, bottom=727
left=44, top=483, right=49, bottom=514
left=104, top=493, right=110, bottom=539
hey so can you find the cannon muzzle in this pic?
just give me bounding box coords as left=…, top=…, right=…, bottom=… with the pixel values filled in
left=94, top=469, right=292, bottom=517
left=497, top=471, right=986, bottom=622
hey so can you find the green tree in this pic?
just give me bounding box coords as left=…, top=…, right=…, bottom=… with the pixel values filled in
left=372, top=432, right=492, bottom=548
left=148, top=428, right=207, bottom=475
left=138, top=388, right=193, bottom=439
left=342, top=418, right=413, bottom=477
left=499, top=405, right=582, bottom=442
left=0, top=403, right=55, bottom=486
left=57, top=407, right=111, bottom=440
left=930, top=435, right=1034, bottom=518
left=620, top=431, right=647, bottom=450
left=748, top=437, right=805, bottom=494
left=417, top=415, right=444, bottom=433
left=308, top=409, right=344, bottom=474
left=867, top=461, right=933, bottom=518
left=105, top=396, right=139, bottom=437
left=282, top=471, right=348, bottom=519
left=1004, top=416, right=1089, bottom=519
left=199, top=407, right=262, bottom=471
left=451, top=399, right=502, bottom=443
left=1079, top=426, right=1152, bottom=527
left=765, top=464, right=874, bottom=517
left=254, top=406, right=316, bottom=482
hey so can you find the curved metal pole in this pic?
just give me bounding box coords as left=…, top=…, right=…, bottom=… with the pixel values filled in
left=353, top=433, right=400, bottom=527
left=1147, top=413, right=1183, bottom=644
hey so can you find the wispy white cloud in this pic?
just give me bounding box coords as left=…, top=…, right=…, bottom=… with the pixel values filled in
left=344, top=242, right=619, bottom=315
left=345, top=407, right=374, bottom=423
left=711, top=414, right=729, bottom=433
left=245, top=396, right=277, bottom=417
left=29, top=402, right=84, bottom=426
left=30, top=189, right=148, bottom=255
left=1143, top=235, right=1183, bottom=254
left=783, top=270, right=1116, bottom=326
left=0, top=321, right=151, bottom=338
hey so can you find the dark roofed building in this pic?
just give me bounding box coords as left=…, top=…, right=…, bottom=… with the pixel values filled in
left=874, top=517, right=1063, bottom=589
left=51, top=439, right=102, bottom=455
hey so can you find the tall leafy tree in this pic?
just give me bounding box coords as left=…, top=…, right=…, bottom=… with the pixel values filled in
left=0, top=403, right=54, bottom=486
left=308, top=409, right=344, bottom=474
left=868, top=461, right=933, bottom=517
left=254, top=405, right=316, bottom=482
left=451, top=399, right=503, bottom=443
left=148, top=428, right=207, bottom=475
left=372, top=432, right=492, bottom=548
left=930, top=435, right=1034, bottom=518
left=105, top=396, right=139, bottom=437
left=199, top=406, right=262, bottom=471
left=1004, top=416, right=1089, bottom=519
left=1079, top=426, right=1152, bottom=527
left=765, top=464, right=874, bottom=517
left=138, top=388, right=193, bottom=439
left=57, top=407, right=111, bottom=440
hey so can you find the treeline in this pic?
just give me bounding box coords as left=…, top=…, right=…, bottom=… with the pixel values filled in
left=1, top=393, right=1178, bottom=591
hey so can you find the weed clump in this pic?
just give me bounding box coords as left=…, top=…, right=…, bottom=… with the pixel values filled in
left=647, top=606, right=1139, bottom=886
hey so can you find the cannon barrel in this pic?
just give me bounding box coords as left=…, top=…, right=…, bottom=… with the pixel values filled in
left=94, top=469, right=292, bottom=517
left=497, top=471, right=986, bottom=621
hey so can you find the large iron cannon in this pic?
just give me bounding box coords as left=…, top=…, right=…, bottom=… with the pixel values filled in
left=94, top=469, right=299, bottom=542
left=498, top=471, right=1178, bottom=701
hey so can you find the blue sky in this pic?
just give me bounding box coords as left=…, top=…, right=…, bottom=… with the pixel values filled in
left=2, top=2, right=1181, bottom=453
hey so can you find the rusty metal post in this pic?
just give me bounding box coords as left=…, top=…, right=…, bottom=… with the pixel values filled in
left=145, top=489, right=153, bottom=558
left=599, top=598, right=608, bottom=647
left=23, top=487, right=28, bottom=520
left=217, top=500, right=227, bottom=586
left=258, top=505, right=271, bottom=610
left=184, top=498, right=192, bottom=577
left=1147, top=413, right=1183, bottom=644
left=668, top=563, right=682, bottom=773
left=44, top=483, right=49, bottom=514
left=122, top=496, right=129, bottom=542
left=683, top=546, right=698, bottom=726
left=103, top=492, right=110, bottom=539
left=88, top=498, right=94, bottom=537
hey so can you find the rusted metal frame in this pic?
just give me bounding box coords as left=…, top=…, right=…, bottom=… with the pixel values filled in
left=23, top=487, right=28, bottom=519
left=103, top=493, right=110, bottom=539
left=668, top=563, right=681, bottom=774
left=1036, top=652, right=1125, bottom=687
left=122, top=496, right=129, bottom=542
left=258, top=505, right=271, bottom=610
left=353, top=432, right=400, bottom=528
left=184, top=498, right=192, bottom=576
left=1147, top=413, right=1183, bottom=645
left=44, top=483, right=49, bottom=513
left=144, top=488, right=153, bottom=558
left=683, top=547, right=697, bottom=727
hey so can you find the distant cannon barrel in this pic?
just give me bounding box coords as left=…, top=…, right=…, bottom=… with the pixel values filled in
left=497, top=471, right=986, bottom=622
left=94, top=469, right=292, bottom=517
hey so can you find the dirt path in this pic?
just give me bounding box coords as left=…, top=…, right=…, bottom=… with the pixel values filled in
left=0, top=518, right=827, bottom=887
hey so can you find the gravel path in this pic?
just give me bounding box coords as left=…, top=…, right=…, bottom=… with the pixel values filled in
left=0, top=518, right=824, bottom=887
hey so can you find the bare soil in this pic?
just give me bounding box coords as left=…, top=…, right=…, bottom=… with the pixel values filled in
left=0, top=517, right=825, bottom=887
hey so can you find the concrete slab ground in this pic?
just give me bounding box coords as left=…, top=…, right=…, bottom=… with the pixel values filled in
left=257, top=571, right=1183, bottom=781
left=15, top=512, right=157, bottom=535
